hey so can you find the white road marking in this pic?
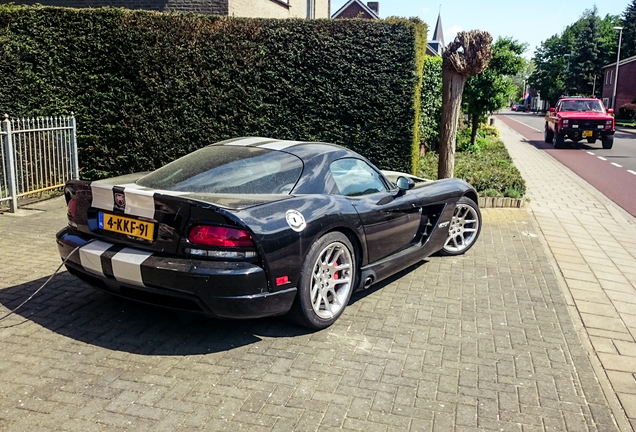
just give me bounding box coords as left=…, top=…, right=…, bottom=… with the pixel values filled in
left=598, top=157, right=607, bottom=161
left=629, top=170, right=636, bottom=175
left=611, top=163, right=622, bottom=168
left=587, top=151, right=595, bottom=155
left=503, top=115, right=542, bottom=132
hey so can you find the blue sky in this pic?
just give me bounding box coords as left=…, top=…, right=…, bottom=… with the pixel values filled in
left=330, top=0, right=628, bottom=58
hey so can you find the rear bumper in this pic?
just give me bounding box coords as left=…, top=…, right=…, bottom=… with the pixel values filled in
left=56, top=228, right=296, bottom=319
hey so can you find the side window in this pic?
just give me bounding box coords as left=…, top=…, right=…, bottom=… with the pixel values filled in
left=330, top=158, right=388, bottom=197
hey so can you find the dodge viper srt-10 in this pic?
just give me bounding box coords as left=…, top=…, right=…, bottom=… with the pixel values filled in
left=57, top=137, right=482, bottom=329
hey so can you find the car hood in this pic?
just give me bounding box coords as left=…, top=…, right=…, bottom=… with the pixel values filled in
left=557, top=112, right=613, bottom=120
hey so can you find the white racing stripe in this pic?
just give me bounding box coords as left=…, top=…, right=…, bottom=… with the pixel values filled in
left=91, top=182, right=114, bottom=211
left=79, top=240, right=113, bottom=276
left=123, top=188, right=155, bottom=219
left=259, top=141, right=304, bottom=150
left=225, top=137, right=276, bottom=146
left=111, top=248, right=153, bottom=287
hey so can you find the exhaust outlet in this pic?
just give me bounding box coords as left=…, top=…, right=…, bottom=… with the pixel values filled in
left=363, top=277, right=373, bottom=289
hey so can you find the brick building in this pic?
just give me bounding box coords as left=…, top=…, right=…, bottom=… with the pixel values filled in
left=1, top=0, right=330, bottom=18
left=331, top=0, right=378, bottom=19
left=601, top=54, right=636, bottom=111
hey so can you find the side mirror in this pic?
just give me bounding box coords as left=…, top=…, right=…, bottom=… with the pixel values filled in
left=607, top=108, right=614, bottom=114
left=396, top=176, right=415, bottom=191
left=549, top=107, right=555, bottom=112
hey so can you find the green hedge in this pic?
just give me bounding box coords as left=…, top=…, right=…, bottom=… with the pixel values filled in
left=0, top=6, right=427, bottom=179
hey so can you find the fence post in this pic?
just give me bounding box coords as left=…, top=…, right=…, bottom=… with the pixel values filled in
left=2, top=114, right=17, bottom=213
left=70, top=112, right=79, bottom=180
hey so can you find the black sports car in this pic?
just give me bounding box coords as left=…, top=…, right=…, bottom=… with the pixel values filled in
left=57, top=137, right=481, bottom=329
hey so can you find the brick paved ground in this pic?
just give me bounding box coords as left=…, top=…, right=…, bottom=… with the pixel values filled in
left=0, top=198, right=617, bottom=431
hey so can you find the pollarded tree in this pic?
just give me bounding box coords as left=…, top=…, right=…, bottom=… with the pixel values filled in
left=438, top=30, right=492, bottom=179
left=462, top=37, right=527, bottom=145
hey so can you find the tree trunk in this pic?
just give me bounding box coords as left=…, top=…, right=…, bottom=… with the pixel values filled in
left=470, top=113, right=479, bottom=146
left=438, top=69, right=467, bottom=179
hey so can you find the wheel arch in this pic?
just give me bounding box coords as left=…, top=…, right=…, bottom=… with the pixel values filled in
left=321, top=227, right=365, bottom=290
left=463, top=190, right=479, bottom=205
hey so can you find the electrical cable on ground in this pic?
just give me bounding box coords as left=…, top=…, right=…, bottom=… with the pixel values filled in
left=0, top=245, right=80, bottom=324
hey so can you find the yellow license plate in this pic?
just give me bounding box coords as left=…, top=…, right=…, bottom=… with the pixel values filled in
left=582, top=130, right=593, bottom=137
left=98, top=212, right=155, bottom=241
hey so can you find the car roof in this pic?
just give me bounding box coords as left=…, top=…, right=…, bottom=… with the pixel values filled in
left=214, top=137, right=363, bottom=160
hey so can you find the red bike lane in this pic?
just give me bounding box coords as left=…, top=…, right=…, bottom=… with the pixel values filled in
left=496, top=114, right=636, bottom=218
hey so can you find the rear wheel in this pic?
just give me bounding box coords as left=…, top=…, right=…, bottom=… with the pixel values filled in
left=544, top=125, right=554, bottom=143
left=289, top=232, right=356, bottom=330
left=602, top=135, right=614, bottom=149
left=553, top=132, right=565, bottom=149
left=440, top=196, right=482, bottom=256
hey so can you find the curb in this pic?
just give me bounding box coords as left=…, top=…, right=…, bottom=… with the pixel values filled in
left=478, top=196, right=525, bottom=208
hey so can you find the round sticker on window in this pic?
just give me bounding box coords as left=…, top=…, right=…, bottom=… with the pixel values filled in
left=286, top=210, right=306, bottom=232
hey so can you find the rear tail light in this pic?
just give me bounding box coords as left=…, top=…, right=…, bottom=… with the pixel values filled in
left=186, top=225, right=257, bottom=259
left=65, top=186, right=78, bottom=227
left=188, top=225, right=254, bottom=247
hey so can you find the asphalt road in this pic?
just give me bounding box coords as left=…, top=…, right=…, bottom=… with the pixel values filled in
left=496, top=110, right=636, bottom=218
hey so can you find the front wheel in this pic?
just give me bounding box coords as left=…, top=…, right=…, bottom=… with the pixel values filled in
left=440, top=196, right=482, bottom=256
left=602, top=135, right=614, bottom=149
left=289, top=232, right=356, bottom=330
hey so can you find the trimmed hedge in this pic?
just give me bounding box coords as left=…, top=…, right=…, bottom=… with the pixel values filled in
left=0, top=5, right=427, bottom=179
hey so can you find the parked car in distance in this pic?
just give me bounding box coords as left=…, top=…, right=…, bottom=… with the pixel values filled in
left=512, top=103, right=528, bottom=112
left=56, top=138, right=482, bottom=330
left=544, top=97, right=615, bottom=149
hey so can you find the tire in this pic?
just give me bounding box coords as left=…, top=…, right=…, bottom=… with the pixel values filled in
left=544, top=125, right=554, bottom=143
left=289, top=232, right=356, bottom=330
left=553, top=132, right=565, bottom=149
left=602, top=135, right=614, bottom=149
left=439, top=196, right=482, bottom=256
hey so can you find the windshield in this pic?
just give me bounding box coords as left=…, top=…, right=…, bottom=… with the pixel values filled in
left=137, top=145, right=304, bottom=194
left=560, top=100, right=605, bottom=112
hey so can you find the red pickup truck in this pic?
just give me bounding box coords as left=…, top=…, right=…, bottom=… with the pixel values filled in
left=544, top=97, right=615, bottom=149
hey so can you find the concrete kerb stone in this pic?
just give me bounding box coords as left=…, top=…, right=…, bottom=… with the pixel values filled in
left=497, top=119, right=635, bottom=431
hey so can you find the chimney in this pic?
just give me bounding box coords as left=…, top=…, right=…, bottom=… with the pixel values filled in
left=367, top=2, right=379, bottom=16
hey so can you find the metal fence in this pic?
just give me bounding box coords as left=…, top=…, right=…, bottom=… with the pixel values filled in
left=1, top=114, right=78, bottom=212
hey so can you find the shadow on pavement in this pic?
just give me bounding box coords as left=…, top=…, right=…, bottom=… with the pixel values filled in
left=0, top=260, right=428, bottom=355
left=0, top=272, right=315, bottom=355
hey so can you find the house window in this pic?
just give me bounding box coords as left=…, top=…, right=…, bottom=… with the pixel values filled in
left=307, top=0, right=315, bottom=18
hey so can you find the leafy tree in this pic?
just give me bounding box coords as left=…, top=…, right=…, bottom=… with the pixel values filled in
left=528, top=34, right=570, bottom=103
left=622, top=0, right=636, bottom=59
left=419, top=55, right=442, bottom=153
left=511, top=60, right=535, bottom=101
left=568, top=10, right=603, bottom=97
left=529, top=8, right=620, bottom=105
left=462, top=37, right=526, bottom=145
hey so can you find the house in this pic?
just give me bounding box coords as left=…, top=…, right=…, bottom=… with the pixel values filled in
left=601, top=54, right=636, bottom=110
left=2, top=0, right=330, bottom=18
left=331, top=0, right=379, bottom=19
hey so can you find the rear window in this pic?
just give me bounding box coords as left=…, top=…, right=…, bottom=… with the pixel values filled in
left=136, top=145, right=303, bottom=194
